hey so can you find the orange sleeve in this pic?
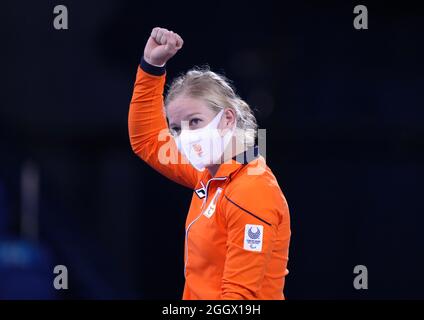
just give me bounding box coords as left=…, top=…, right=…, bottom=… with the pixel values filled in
left=220, top=177, right=287, bottom=299
left=128, top=65, right=200, bottom=189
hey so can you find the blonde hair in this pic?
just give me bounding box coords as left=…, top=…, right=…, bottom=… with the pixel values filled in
left=165, top=66, right=257, bottom=144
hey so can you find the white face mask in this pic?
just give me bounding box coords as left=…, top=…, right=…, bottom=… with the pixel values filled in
left=175, top=110, right=235, bottom=172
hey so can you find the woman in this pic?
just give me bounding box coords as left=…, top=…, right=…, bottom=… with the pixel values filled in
left=128, top=27, right=291, bottom=300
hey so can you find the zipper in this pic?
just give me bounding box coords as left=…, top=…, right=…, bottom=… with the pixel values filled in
left=184, top=176, right=227, bottom=278
left=201, top=176, right=227, bottom=209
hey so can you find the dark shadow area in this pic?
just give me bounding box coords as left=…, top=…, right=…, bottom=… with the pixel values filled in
left=0, top=0, right=423, bottom=299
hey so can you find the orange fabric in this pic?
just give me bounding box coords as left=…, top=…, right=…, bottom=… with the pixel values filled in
left=129, top=66, right=291, bottom=300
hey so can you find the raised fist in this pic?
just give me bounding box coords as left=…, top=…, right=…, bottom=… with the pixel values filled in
left=143, top=27, right=184, bottom=66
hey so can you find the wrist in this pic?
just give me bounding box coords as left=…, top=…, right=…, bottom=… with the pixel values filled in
left=140, top=57, right=166, bottom=76
left=143, top=56, right=166, bottom=67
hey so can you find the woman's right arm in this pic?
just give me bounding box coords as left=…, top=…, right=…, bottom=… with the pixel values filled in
left=128, top=28, right=200, bottom=189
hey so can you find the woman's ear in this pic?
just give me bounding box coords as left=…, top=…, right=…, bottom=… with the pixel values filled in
left=222, top=108, right=236, bottom=129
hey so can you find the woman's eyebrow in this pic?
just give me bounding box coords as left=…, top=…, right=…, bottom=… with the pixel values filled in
left=170, top=113, right=202, bottom=127
left=183, top=112, right=202, bottom=119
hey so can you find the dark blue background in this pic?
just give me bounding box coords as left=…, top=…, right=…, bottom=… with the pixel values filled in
left=0, top=0, right=423, bottom=299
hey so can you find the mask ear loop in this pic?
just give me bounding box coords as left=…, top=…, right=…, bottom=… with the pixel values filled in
left=220, top=115, right=237, bottom=165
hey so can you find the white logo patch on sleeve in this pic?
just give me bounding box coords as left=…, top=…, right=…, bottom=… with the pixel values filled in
left=243, top=224, right=264, bottom=252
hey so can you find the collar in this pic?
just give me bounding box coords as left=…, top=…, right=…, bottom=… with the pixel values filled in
left=212, top=145, right=260, bottom=179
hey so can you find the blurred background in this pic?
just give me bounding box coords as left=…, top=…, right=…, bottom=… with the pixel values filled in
left=0, top=0, right=423, bottom=299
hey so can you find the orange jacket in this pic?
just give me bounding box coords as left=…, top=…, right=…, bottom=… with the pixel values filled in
left=128, top=61, right=291, bottom=300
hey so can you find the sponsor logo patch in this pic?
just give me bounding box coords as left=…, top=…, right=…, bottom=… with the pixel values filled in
left=203, top=188, right=222, bottom=218
left=243, top=224, right=263, bottom=252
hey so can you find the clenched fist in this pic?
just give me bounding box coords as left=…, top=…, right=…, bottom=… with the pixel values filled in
left=144, top=27, right=184, bottom=67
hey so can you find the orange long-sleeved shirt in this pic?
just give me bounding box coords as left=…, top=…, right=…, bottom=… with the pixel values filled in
left=128, top=61, right=291, bottom=299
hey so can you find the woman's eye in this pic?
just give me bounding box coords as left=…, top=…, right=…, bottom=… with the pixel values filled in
left=189, top=118, right=201, bottom=127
